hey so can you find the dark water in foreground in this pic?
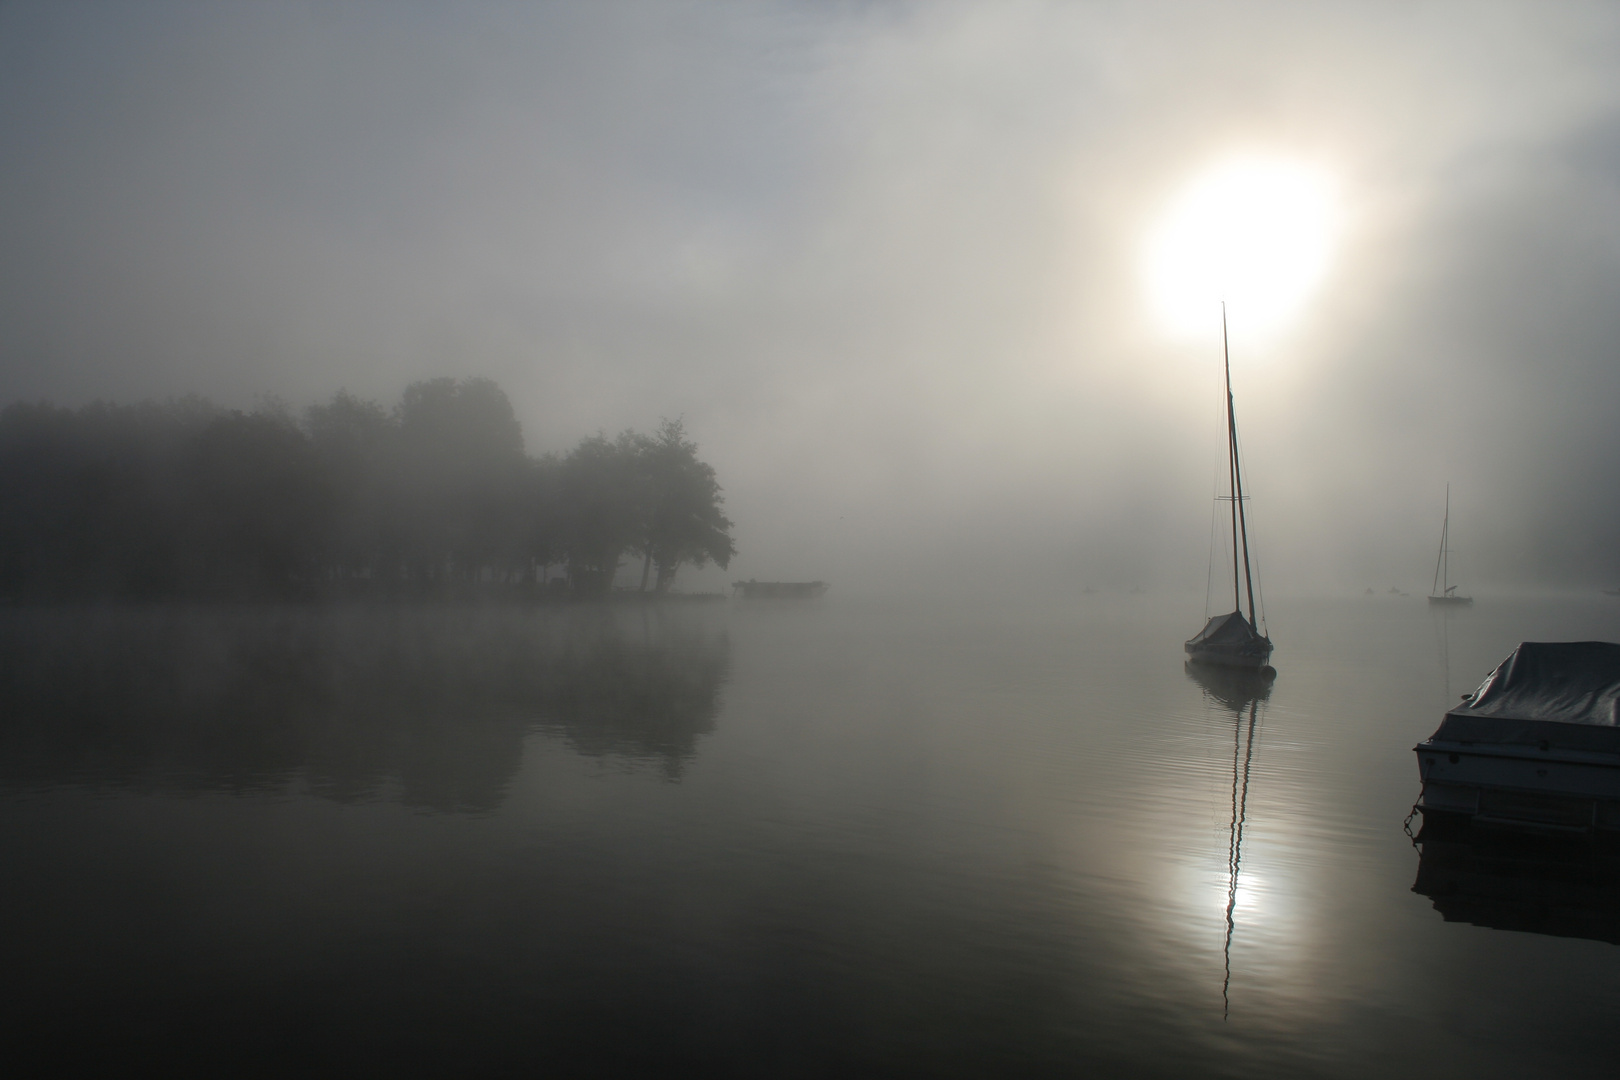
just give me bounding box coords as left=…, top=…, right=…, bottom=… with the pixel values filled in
left=3, top=593, right=1619, bottom=1077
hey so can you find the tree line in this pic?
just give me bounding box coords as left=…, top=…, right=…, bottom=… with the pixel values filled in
left=0, top=377, right=735, bottom=601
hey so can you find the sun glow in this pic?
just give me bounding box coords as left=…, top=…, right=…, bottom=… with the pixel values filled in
left=1143, top=156, right=1340, bottom=339
left=1217, top=872, right=1268, bottom=917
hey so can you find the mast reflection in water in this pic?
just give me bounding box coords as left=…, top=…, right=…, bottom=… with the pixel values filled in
left=1186, top=661, right=1274, bottom=1019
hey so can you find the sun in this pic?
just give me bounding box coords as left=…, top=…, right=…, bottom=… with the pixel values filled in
left=1143, top=156, right=1340, bottom=340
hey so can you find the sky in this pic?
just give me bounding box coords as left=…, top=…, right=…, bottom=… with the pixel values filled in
left=3, top=0, right=1619, bottom=596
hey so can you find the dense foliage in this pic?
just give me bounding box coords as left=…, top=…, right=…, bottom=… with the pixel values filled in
left=0, top=378, right=734, bottom=600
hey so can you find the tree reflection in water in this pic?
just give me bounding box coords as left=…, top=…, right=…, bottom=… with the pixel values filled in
left=0, top=605, right=730, bottom=810
left=1184, top=661, right=1274, bottom=1020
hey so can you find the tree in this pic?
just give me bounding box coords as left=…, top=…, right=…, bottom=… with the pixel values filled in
left=305, top=390, right=399, bottom=582
left=187, top=410, right=332, bottom=595
left=518, top=454, right=562, bottom=585
left=0, top=398, right=217, bottom=599
left=395, top=377, right=528, bottom=587
left=558, top=432, right=645, bottom=598
left=633, top=419, right=735, bottom=593
left=0, top=378, right=740, bottom=604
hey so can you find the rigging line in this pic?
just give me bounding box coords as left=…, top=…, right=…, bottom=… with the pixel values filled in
left=1444, top=486, right=1466, bottom=594
left=1240, top=470, right=1269, bottom=636
left=1226, top=381, right=1266, bottom=634
left=1223, top=310, right=1242, bottom=615
left=1254, top=543, right=1269, bottom=636
left=1221, top=304, right=1258, bottom=626
left=1206, top=461, right=1221, bottom=622
left=1431, top=482, right=1448, bottom=598
left=1205, top=340, right=1229, bottom=622
left=1221, top=305, right=1255, bottom=622
left=1231, top=412, right=1257, bottom=625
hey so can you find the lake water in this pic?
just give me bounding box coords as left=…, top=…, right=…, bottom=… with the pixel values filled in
left=3, top=593, right=1619, bottom=1076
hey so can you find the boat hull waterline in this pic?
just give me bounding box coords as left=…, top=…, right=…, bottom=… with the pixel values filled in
left=1416, top=744, right=1620, bottom=832
left=1185, top=642, right=1275, bottom=669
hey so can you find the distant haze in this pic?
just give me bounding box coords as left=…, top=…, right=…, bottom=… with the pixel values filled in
left=4, top=1, right=1619, bottom=596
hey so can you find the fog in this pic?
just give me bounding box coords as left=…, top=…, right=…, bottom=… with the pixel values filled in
left=4, top=1, right=1619, bottom=596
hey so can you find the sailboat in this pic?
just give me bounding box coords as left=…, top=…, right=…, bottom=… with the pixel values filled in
left=1186, top=306, right=1274, bottom=670
left=1428, top=484, right=1472, bottom=606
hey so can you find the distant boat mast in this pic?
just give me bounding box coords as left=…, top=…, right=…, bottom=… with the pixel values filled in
left=1427, top=483, right=1472, bottom=606
left=1432, top=483, right=1453, bottom=599
left=1222, top=303, right=1257, bottom=625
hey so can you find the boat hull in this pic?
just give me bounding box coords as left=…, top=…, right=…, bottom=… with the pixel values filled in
left=1184, top=642, right=1274, bottom=669
left=1428, top=595, right=1473, bottom=606
left=1414, top=739, right=1620, bottom=832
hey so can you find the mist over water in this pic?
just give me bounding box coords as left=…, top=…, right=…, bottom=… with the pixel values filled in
left=4, top=593, right=1619, bottom=1076
left=5, top=2, right=1620, bottom=1074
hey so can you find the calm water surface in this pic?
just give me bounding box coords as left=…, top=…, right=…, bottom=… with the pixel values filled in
left=3, top=593, right=1619, bottom=1076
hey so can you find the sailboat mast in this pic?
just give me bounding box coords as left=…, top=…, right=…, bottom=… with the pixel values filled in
left=1443, top=484, right=1451, bottom=594
left=1223, top=307, right=1241, bottom=614
left=1432, top=483, right=1449, bottom=597
left=1223, top=305, right=1258, bottom=625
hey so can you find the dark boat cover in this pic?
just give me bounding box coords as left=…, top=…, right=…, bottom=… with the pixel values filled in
left=1429, top=641, right=1620, bottom=752
left=1186, top=611, right=1265, bottom=648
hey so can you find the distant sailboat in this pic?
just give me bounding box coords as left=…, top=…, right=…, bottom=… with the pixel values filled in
left=1186, top=306, right=1274, bottom=670
left=1428, top=484, right=1472, bottom=606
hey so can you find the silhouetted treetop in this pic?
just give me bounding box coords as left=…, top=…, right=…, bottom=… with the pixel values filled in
left=635, top=418, right=736, bottom=593
left=400, top=376, right=525, bottom=472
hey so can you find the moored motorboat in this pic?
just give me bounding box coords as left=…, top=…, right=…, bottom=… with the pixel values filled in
left=1413, top=641, right=1620, bottom=833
